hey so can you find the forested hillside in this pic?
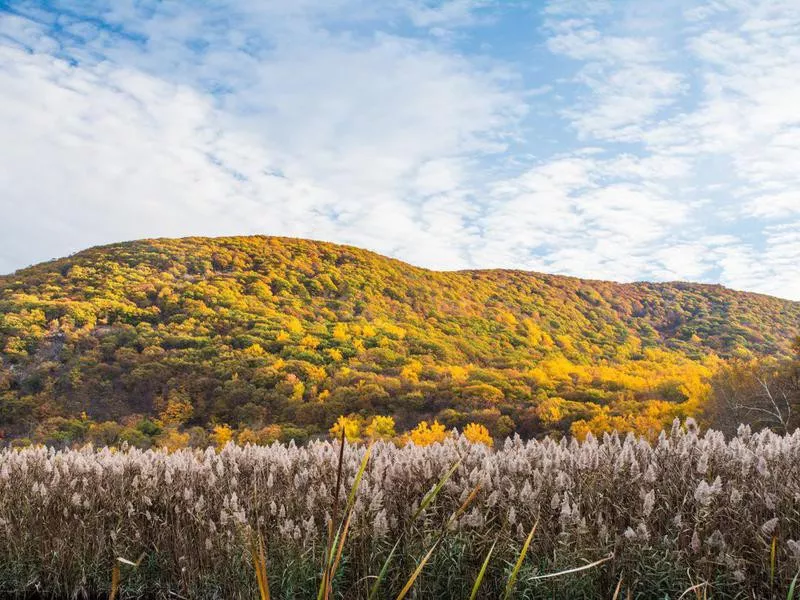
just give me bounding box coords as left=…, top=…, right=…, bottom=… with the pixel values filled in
left=1, top=236, right=798, bottom=446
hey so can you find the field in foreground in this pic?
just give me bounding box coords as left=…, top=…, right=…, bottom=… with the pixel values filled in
left=2, top=421, right=800, bottom=599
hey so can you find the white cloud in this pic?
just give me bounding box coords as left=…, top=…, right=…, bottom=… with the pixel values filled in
left=405, top=0, right=492, bottom=28
left=544, top=8, right=685, bottom=142
left=1, top=0, right=799, bottom=301
left=537, top=0, right=800, bottom=298
left=477, top=154, right=693, bottom=282
left=0, top=3, right=523, bottom=273
left=712, top=224, right=800, bottom=301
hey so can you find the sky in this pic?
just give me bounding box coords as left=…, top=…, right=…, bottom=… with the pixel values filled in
left=1, top=0, right=799, bottom=300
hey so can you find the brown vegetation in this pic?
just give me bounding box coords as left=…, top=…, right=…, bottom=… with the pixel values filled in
left=2, top=422, right=800, bottom=598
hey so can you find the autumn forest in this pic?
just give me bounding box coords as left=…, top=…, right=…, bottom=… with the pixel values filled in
left=1, top=235, right=798, bottom=449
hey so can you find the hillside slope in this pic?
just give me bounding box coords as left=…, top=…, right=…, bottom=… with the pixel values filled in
left=1, top=236, right=798, bottom=443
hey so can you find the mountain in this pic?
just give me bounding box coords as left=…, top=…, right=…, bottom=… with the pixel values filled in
left=1, top=236, right=798, bottom=445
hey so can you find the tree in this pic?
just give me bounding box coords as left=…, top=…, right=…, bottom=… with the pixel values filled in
left=235, top=424, right=282, bottom=446
left=365, top=415, right=396, bottom=440
left=405, top=420, right=448, bottom=446
left=258, top=424, right=283, bottom=445
left=157, top=428, right=190, bottom=452
left=119, top=426, right=152, bottom=448
left=706, top=359, right=799, bottom=434
left=86, top=421, right=122, bottom=446
left=211, top=424, right=234, bottom=450
left=460, top=383, right=504, bottom=408
left=463, top=423, right=493, bottom=446
left=1, top=235, right=799, bottom=446
left=535, top=397, right=564, bottom=425
left=159, top=390, right=194, bottom=426
left=330, top=414, right=363, bottom=442
left=237, top=428, right=261, bottom=446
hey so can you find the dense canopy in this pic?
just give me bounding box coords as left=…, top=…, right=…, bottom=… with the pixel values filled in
left=1, top=236, right=798, bottom=446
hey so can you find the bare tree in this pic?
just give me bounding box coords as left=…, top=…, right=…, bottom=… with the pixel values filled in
left=707, top=357, right=799, bottom=435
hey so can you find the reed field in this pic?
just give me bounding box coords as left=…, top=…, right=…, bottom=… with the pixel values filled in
left=2, top=420, right=800, bottom=599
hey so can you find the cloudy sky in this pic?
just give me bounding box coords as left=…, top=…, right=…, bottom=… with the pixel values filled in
left=1, top=0, right=799, bottom=299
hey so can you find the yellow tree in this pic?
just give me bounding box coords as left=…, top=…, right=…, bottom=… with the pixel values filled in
left=211, top=424, right=234, bottom=450
left=332, top=323, right=349, bottom=341
left=365, top=415, right=396, bottom=440
left=258, top=424, right=282, bottom=444
left=406, top=420, right=448, bottom=446
left=535, top=397, right=564, bottom=425
left=330, top=414, right=363, bottom=442
left=463, top=423, right=493, bottom=447
left=157, top=428, right=190, bottom=452
left=237, top=428, right=260, bottom=446
left=159, top=390, right=194, bottom=427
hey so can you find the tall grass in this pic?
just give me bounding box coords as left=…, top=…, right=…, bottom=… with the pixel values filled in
left=1, top=420, right=800, bottom=598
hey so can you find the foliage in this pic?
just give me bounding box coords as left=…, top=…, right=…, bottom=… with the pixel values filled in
left=159, top=390, right=194, bottom=426
left=156, top=427, right=190, bottom=452
left=365, top=415, right=396, bottom=440
left=2, top=424, right=800, bottom=598
left=210, top=424, right=234, bottom=450
left=330, top=414, right=363, bottom=442
left=462, top=422, right=493, bottom=446
left=405, top=420, right=449, bottom=446
left=0, top=236, right=798, bottom=444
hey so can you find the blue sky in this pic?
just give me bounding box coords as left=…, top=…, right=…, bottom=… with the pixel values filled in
left=1, top=0, right=799, bottom=299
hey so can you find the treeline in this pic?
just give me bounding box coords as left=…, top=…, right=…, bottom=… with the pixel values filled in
left=1, top=236, right=798, bottom=446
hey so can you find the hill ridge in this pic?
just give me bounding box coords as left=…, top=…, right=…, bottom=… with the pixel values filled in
left=5, top=234, right=795, bottom=305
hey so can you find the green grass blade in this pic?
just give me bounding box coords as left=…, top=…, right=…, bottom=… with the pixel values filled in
left=370, top=459, right=464, bottom=600
left=318, top=430, right=348, bottom=600
left=412, top=461, right=460, bottom=523
left=319, top=440, right=373, bottom=600
left=468, top=540, right=497, bottom=600
left=368, top=539, right=401, bottom=600
left=369, top=469, right=472, bottom=600
left=316, top=522, right=334, bottom=600
left=503, top=519, right=538, bottom=600
left=329, top=509, right=354, bottom=582
left=788, top=568, right=800, bottom=600
left=395, top=540, right=440, bottom=600
left=345, top=442, right=373, bottom=511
